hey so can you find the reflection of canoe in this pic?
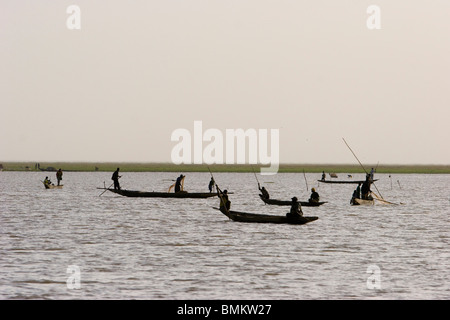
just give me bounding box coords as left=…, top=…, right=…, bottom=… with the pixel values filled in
left=351, top=198, right=374, bottom=206
left=318, top=179, right=378, bottom=184
left=99, top=188, right=217, bottom=198
left=42, top=182, right=63, bottom=189
left=259, top=195, right=326, bottom=207
left=213, top=207, right=318, bottom=225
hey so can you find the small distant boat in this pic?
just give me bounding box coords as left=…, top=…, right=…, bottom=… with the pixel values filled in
left=318, top=179, right=378, bottom=184
left=259, top=195, right=327, bottom=207
left=42, top=182, right=63, bottom=189
left=99, top=188, right=218, bottom=198
left=350, top=198, right=374, bottom=206
left=213, top=207, right=318, bottom=225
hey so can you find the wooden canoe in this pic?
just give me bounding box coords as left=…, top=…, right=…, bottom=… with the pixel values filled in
left=213, top=207, right=318, bottom=225
left=259, top=195, right=326, bottom=207
left=99, top=188, right=218, bottom=198
left=350, top=198, right=375, bottom=206
left=43, top=182, right=63, bottom=189
left=318, top=179, right=378, bottom=184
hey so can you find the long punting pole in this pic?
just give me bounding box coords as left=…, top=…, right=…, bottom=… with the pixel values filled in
left=99, top=182, right=114, bottom=196
left=303, top=169, right=309, bottom=192
left=342, top=138, right=384, bottom=200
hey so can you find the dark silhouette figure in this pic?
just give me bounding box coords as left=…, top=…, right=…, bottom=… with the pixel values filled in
left=258, top=183, right=270, bottom=199
left=287, top=197, right=303, bottom=220
left=175, top=174, right=185, bottom=193
left=56, top=169, right=63, bottom=186
left=112, top=168, right=121, bottom=190
left=309, top=188, right=320, bottom=203
left=361, top=175, right=372, bottom=200
left=208, top=177, right=215, bottom=193
left=217, top=186, right=231, bottom=213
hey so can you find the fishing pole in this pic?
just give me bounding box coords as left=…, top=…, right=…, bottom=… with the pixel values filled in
left=99, top=181, right=114, bottom=196
left=303, top=169, right=309, bottom=192
left=251, top=165, right=261, bottom=188
left=342, top=138, right=384, bottom=199
left=99, top=176, right=122, bottom=196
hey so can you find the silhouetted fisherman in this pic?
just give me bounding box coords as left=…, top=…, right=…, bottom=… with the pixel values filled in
left=217, top=186, right=231, bottom=213
left=112, top=168, right=121, bottom=190
left=287, top=197, right=303, bottom=220
left=208, top=177, right=215, bottom=193
left=175, top=174, right=185, bottom=193
left=56, top=168, right=63, bottom=186
left=361, top=175, right=372, bottom=200
left=309, top=188, right=320, bottom=203
left=258, top=183, right=270, bottom=199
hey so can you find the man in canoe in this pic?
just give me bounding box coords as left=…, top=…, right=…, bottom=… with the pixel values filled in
left=208, top=177, right=215, bottom=193
left=175, top=174, right=185, bottom=193
left=258, top=183, right=270, bottom=199
left=112, top=168, right=121, bottom=190
left=216, top=185, right=231, bottom=213
left=369, top=168, right=375, bottom=181
left=56, top=168, right=63, bottom=186
left=361, top=175, right=373, bottom=200
left=44, top=176, right=52, bottom=187
left=350, top=183, right=361, bottom=204
left=287, top=197, right=303, bottom=220
left=321, top=171, right=326, bottom=181
left=309, top=188, right=320, bottom=203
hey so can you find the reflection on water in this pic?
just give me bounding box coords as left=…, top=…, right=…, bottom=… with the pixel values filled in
left=0, top=171, right=449, bottom=299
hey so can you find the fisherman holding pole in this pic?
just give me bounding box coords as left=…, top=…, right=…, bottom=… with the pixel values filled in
left=208, top=166, right=230, bottom=213
left=112, top=168, right=121, bottom=190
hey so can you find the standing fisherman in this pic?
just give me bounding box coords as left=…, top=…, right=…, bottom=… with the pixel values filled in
left=208, top=177, right=215, bottom=193
left=175, top=174, right=185, bottom=193
left=56, top=168, right=63, bottom=186
left=361, top=174, right=372, bottom=200
left=112, top=168, right=121, bottom=190
left=217, top=186, right=231, bottom=213
left=369, top=167, right=375, bottom=181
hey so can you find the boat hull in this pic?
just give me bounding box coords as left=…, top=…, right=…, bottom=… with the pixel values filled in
left=101, top=188, right=217, bottom=198
left=44, top=184, right=63, bottom=189
left=214, top=207, right=318, bottom=225
left=318, top=179, right=378, bottom=184
left=351, top=198, right=374, bottom=206
left=259, top=195, right=326, bottom=207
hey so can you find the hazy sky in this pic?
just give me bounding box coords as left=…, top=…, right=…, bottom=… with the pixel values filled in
left=1, top=0, right=449, bottom=165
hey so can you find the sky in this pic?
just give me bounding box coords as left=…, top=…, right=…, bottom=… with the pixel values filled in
left=1, top=0, right=449, bottom=165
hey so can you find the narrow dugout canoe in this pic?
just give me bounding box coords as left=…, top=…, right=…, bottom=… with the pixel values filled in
left=99, top=188, right=218, bottom=198
left=42, top=181, right=63, bottom=189
left=350, top=198, right=375, bottom=205
left=213, top=207, right=318, bottom=225
left=259, top=195, right=327, bottom=207
left=318, top=179, right=378, bottom=184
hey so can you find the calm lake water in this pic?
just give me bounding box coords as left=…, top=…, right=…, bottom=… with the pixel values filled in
left=0, top=171, right=448, bottom=300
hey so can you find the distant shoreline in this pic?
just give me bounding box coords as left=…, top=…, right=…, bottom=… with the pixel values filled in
left=1, top=162, right=449, bottom=174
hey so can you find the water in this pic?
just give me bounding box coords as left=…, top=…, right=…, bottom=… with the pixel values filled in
left=0, top=171, right=448, bottom=299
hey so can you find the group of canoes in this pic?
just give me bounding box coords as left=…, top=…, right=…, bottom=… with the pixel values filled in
left=43, top=168, right=384, bottom=224
left=215, top=183, right=318, bottom=225
left=319, top=170, right=379, bottom=206
left=101, top=168, right=322, bottom=225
